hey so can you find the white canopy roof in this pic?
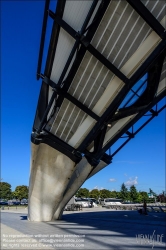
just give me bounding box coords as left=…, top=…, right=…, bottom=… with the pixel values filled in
left=33, top=0, right=166, bottom=165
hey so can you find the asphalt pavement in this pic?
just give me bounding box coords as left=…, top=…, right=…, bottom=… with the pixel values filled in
left=1, top=207, right=166, bottom=250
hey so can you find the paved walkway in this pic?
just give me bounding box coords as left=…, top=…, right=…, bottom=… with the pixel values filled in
left=1, top=207, right=166, bottom=249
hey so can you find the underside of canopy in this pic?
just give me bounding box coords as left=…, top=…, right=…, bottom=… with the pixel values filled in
left=32, top=0, right=166, bottom=167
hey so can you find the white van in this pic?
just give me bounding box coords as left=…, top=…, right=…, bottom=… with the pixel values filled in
left=65, top=197, right=90, bottom=210
left=100, top=198, right=122, bottom=206
left=74, top=198, right=90, bottom=207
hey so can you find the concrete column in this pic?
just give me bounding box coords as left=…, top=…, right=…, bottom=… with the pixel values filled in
left=53, top=159, right=107, bottom=220
left=28, top=143, right=76, bottom=221
left=53, top=157, right=92, bottom=220
left=87, top=160, right=107, bottom=179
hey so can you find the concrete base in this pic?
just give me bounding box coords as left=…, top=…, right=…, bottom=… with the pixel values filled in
left=28, top=143, right=108, bottom=221
left=53, top=157, right=92, bottom=220
left=28, top=143, right=76, bottom=221
left=54, top=159, right=107, bottom=220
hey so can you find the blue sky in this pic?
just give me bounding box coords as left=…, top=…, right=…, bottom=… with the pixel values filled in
left=1, top=1, right=165, bottom=194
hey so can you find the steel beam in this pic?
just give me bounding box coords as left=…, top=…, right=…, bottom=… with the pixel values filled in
left=131, top=54, right=166, bottom=107
left=86, top=44, right=129, bottom=84
left=111, top=103, right=166, bottom=158
left=31, top=130, right=82, bottom=163
left=130, top=41, right=166, bottom=84
left=49, top=0, right=99, bottom=88
left=36, top=0, right=110, bottom=138
left=77, top=39, right=166, bottom=152
left=97, top=91, right=166, bottom=159
left=35, top=0, right=101, bottom=135
left=34, top=0, right=66, bottom=131
left=34, top=0, right=166, bottom=166
left=31, top=131, right=113, bottom=166
left=126, top=0, right=166, bottom=39
left=37, top=0, right=51, bottom=80
left=49, top=10, right=129, bottom=84
left=109, top=106, right=147, bottom=122
left=93, top=125, right=107, bottom=154
left=54, top=0, right=109, bottom=120
left=42, top=75, right=100, bottom=121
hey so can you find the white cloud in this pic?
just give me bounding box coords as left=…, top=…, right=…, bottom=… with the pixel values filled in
left=125, top=177, right=138, bottom=187
left=109, top=178, right=116, bottom=182
left=93, top=186, right=104, bottom=190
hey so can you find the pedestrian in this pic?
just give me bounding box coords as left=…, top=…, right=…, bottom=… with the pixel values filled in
left=143, top=200, right=148, bottom=215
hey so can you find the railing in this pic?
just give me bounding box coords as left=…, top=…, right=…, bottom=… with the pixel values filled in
left=102, top=203, right=166, bottom=212
left=37, top=0, right=50, bottom=80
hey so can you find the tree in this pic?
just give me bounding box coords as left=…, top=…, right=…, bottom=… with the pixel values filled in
left=119, top=183, right=129, bottom=202
left=129, top=185, right=138, bottom=202
left=110, top=191, right=118, bottom=198
left=116, top=191, right=121, bottom=198
left=137, top=192, right=143, bottom=203
left=89, top=189, right=100, bottom=199
left=139, top=191, right=148, bottom=202
left=0, top=182, right=12, bottom=200
left=157, top=191, right=166, bottom=203
left=13, top=185, right=28, bottom=200
left=76, top=188, right=89, bottom=198
left=100, top=189, right=111, bottom=198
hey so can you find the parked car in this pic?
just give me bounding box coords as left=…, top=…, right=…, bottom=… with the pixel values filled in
left=64, top=197, right=82, bottom=211
left=8, top=199, right=20, bottom=205
left=13, top=201, right=21, bottom=205
left=64, top=197, right=94, bottom=211
left=20, top=199, right=28, bottom=205
left=100, top=198, right=122, bottom=206
left=74, top=198, right=91, bottom=208
left=0, top=200, right=8, bottom=205
left=8, top=200, right=14, bottom=205
left=86, top=198, right=98, bottom=207
left=90, top=198, right=99, bottom=204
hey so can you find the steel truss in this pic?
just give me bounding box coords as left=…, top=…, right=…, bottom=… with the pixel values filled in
left=32, top=0, right=166, bottom=167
